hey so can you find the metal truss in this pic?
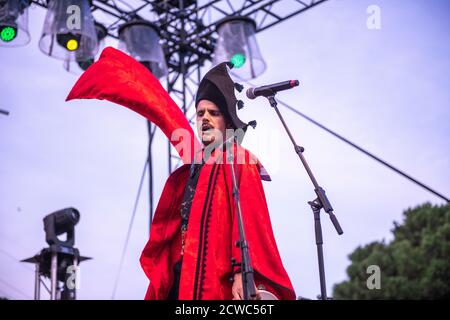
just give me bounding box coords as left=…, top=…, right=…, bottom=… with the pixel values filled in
left=31, top=0, right=328, bottom=97
left=155, top=0, right=329, bottom=173
left=30, top=0, right=328, bottom=143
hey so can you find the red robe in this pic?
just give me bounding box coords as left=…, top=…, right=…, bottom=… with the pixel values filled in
left=66, top=47, right=296, bottom=300
left=141, top=147, right=296, bottom=300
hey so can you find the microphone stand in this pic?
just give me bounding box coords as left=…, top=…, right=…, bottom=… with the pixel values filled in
left=266, top=94, right=343, bottom=300
left=224, top=134, right=257, bottom=300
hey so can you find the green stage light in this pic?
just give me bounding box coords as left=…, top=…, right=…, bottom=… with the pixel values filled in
left=0, top=25, right=17, bottom=42
left=214, top=17, right=265, bottom=79
left=230, top=53, right=246, bottom=68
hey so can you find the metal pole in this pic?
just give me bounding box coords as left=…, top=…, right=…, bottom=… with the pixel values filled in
left=226, top=137, right=257, bottom=300
left=34, top=263, right=41, bottom=300
left=147, top=121, right=154, bottom=231
left=311, top=201, right=327, bottom=300
left=73, top=255, right=78, bottom=300
left=50, top=250, right=57, bottom=300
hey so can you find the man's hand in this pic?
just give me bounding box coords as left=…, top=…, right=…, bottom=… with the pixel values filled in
left=231, top=273, right=261, bottom=300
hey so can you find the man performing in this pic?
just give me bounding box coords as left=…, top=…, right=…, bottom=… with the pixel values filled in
left=66, top=47, right=296, bottom=300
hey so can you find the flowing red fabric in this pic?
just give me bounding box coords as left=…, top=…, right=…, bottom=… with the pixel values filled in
left=66, top=46, right=200, bottom=163
left=141, top=146, right=296, bottom=300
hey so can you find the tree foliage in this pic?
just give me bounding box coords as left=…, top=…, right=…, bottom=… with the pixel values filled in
left=333, top=202, right=450, bottom=299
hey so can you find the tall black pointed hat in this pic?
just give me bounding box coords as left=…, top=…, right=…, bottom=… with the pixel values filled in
left=195, top=62, right=248, bottom=131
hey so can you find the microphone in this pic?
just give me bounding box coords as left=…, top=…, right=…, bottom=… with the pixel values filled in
left=246, top=80, right=299, bottom=99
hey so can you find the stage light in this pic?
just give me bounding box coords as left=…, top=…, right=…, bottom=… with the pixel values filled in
left=43, top=207, right=80, bottom=247
left=67, top=39, right=78, bottom=50
left=230, top=53, right=246, bottom=69
left=0, top=0, right=31, bottom=47
left=57, top=32, right=81, bottom=51
left=39, top=0, right=97, bottom=61
left=118, top=20, right=168, bottom=79
left=22, top=207, right=90, bottom=300
left=63, top=21, right=107, bottom=74
left=213, top=16, right=266, bottom=79
left=0, top=25, right=16, bottom=42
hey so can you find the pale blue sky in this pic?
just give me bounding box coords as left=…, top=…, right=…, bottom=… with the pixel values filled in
left=0, top=0, right=449, bottom=299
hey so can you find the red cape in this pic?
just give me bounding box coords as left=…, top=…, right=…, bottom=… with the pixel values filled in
left=141, top=146, right=296, bottom=300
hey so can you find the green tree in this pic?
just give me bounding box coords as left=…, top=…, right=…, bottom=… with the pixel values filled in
left=333, top=202, right=450, bottom=299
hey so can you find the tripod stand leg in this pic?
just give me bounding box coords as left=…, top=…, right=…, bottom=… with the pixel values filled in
left=310, top=200, right=327, bottom=300
left=316, top=242, right=327, bottom=300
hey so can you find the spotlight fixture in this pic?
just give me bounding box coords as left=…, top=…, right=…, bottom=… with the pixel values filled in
left=118, top=19, right=168, bottom=79
left=39, top=0, right=97, bottom=61
left=22, top=207, right=90, bottom=300
left=230, top=53, right=246, bottom=69
left=43, top=207, right=80, bottom=247
left=213, top=16, right=266, bottom=79
left=0, top=25, right=16, bottom=42
left=0, top=0, right=31, bottom=47
left=57, top=32, right=81, bottom=51
left=63, top=21, right=107, bottom=74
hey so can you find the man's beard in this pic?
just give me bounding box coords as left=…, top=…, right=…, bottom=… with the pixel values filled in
left=201, top=129, right=221, bottom=146
left=199, top=126, right=226, bottom=147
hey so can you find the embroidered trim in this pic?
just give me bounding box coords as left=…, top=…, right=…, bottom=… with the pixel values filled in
left=181, top=229, right=186, bottom=256
left=192, top=163, right=219, bottom=300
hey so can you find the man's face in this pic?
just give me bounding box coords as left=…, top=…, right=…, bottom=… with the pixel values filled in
left=196, top=100, right=228, bottom=146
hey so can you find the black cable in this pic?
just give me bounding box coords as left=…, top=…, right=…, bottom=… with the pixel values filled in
left=0, top=248, right=35, bottom=273
left=111, top=158, right=148, bottom=299
left=0, top=277, right=32, bottom=300
left=40, top=278, right=51, bottom=295
left=277, top=99, right=449, bottom=203
left=235, top=76, right=449, bottom=203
